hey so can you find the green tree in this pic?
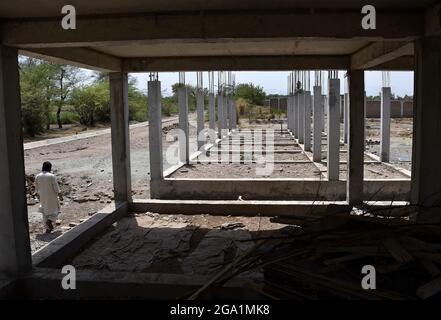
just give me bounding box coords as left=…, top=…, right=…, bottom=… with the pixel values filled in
left=19, top=57, right=58, bottom=135
left=53, top=65, right=84, bottom=128
left=235, top=83, right=266, bottom=105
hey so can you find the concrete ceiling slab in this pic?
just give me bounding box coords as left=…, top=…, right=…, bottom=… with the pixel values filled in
left=0, top=0, right=434, bottom=19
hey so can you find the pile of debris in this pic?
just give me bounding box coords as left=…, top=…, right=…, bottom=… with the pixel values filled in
left=185, top=207, right=441, bottom=300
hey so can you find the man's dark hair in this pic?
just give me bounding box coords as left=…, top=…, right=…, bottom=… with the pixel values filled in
left=42, top=161, right=52, bottom=172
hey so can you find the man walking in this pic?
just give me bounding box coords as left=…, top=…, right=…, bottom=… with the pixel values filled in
left=35, top=161, right=62, bottom=233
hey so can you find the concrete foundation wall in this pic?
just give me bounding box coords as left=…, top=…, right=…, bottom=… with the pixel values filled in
left=155, top=179, right=410, bottom=201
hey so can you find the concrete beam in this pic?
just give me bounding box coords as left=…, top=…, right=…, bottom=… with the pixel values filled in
left=20, top=47, right=121, bottom=72
left=351, top=41, right=414, bottom=70
left=153, top=178, right=410, bottom=201
left=367, top=56, right=414, bottom=71
left=0, top=46, right=32, bottom=277
left=2, top=11, right=422, bottom=48
left=327, top=78, right=341, bottom=181
left=147, top=81, right=164, bottom=197
left=124, top=55, right=350, bottom=72
left=32, top=203, right=128, bottom=268
left=347, top=70, right=365, bottom=205
left=178, top=86, right=190, bottom=164
left=109, top=72, right=132, bottom=203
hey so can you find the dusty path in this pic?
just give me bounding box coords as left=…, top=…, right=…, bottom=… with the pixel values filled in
left=25, top=115, right=199, bottom=253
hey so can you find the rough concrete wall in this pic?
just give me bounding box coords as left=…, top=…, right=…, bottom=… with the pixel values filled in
left=391, top=100, right=402, bottom=118
left=269, top=98, right=279, bottom=110
left=279, top=97, right=287, bottom=111
left=366, top=100, right=381, bottom=118
left=366, top=100, right=413, bottom=118
left=403, top=101, right=413, bottom=117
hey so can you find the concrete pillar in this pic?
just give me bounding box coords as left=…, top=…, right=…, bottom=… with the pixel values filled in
left=178, top=86, right=189, bottom=164
left=196, top=89, right=205, bottom=150
left=0, top=46, right=32, bottom=277
left=231, top=100, right=237, bottom=129
left=229, top=99, right=235, bottom=130
left=411, top=38, right=441, bottom=223
left=293, top=95, right=297, bottom=136
left=347, top=70, right=365, bottom=205
left=109, top=72, right=132, bottom=203
left=298, top=92, right=305, bottom=144
left=313, top=86, right=323, bottom=162
left=344, top=93, right=349, bottom=144
left=208, top=93, right=216, bottom=131
left=380, top=87, right=391, bottom=162
left=147, top=81, right=163, bottom=193
left=217, top=94, right=223, bottom=139
left=295, top=93, right=300, bottom=138
left=327, top=78, right=341, bottom=181
left=286, top=96, right=291, bottom=132
left=224, top=95, right=229, bottom=132
left=304, top=91, right=312, bottom=151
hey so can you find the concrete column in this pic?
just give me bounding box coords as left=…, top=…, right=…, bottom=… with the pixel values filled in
left=0, top=46, right=32, bottom=277
left=147, top=81, right=163, bottom=191
left=313, top=86, right=323, bottom=162
left=298, top=92, right=305, bottom=144
left=286, top=96, right=291, bottom=132
left=304, top=91, right=312, bottom=151
left=217, top=94, right=223, bottom=139
left=229, top=99, right=235, bottom=130
left=196, top=89, right=205, bottom=150
left=295, top=93, right=300, bottom=138
left=231, top=99, right=237, bottom=129
left=178, top=86, right=189, bottom=164
left=344, top=93, right=349, bottom=144
left=347, top=70, right=365, bottom=205
left=411, top=38, right=441, bottom=223
left=209, top=93, right=215, bottom=131
left=222, top=96, right=230, bottom=132
left=327, top=78, right=341, bottom=181
left=293, top=94, right=297, bottom=136
left=380, top=87, right=391, bottom=162
left=109, top=72, right=132, bottom=203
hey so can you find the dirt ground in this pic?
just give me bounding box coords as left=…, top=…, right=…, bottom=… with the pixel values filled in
left=69, top=212, right=288, bottom=276
left=25, top=116, right=413, bottom=253
left=25, top=116, right=198, bottom=252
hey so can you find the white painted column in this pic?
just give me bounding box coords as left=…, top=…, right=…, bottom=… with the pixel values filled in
left=380, top=87, right=391, bottom=162
left=209, top=93, right=215, bottom=131
left=304, top=91, right=312, bottom=151
left=110, top=72, right=132, bottom=203
left=298, top=92, right=305, bottom=144
left=178, top=86, right=189, bottom=164
left=313, top=86, right=323, bottom=162
left=327, top=78, right=341, bottom=181
left=196, top=89, right=205, bottom=150
left=0, top=46, right=32, bottom=276
left=147, top=80, right=163, bottom=198
left=344, top=93, right=349, bottom=144
left=347, top=70, right=365, bottom=205
left=217, top=94, right=223, bottom=139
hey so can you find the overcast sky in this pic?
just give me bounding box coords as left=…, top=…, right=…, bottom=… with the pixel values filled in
left=131, top=71, right=414, bottom=98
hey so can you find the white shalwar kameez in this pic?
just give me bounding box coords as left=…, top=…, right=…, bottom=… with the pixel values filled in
left=35, top=171, right=61, bottom=224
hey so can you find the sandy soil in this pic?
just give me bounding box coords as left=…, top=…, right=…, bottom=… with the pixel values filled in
left=170, top=163, right=322, bottom=178
left=70, top=212, right=288, bottom=276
